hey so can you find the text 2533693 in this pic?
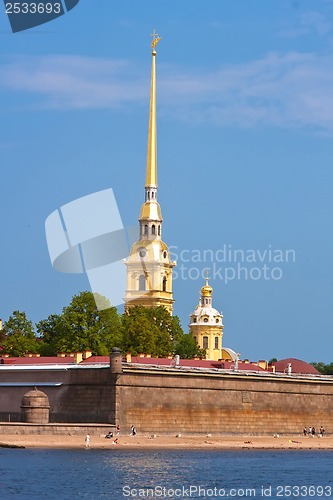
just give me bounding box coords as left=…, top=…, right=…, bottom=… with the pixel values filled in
left=5, top=3, right=61, bottom=14
left=275, top=485, right=332, bottom=497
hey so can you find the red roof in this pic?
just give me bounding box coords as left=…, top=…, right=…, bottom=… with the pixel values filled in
left=0, top=356, right=76, bottom=365
left=80, top=356, right=110, bottom=364
left=273, top=358, right=319, bottom=375
left=0, top=355, right=265, bottom=372
left=127, top=356, right=265, bottom=371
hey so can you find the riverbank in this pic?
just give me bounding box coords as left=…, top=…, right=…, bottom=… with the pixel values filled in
left=1, top=434, right=332, bottom=450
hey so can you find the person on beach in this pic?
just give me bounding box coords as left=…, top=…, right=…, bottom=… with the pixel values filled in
left=112, top=438, right=118, bottom=445
left=312, top=426, right=316, bottom=436
left=308, top=426, right=312, bottom=436
left=303, top=427, right=307, bottom=436
left=116, top=424, right=120, bottom=436
left=130, top=425, right=137, bottom=436
left=105, top=431, right=113, bottom=439
left=319, top=426, right=325, bottom=437
left=85, top=434, right=90, bottom=448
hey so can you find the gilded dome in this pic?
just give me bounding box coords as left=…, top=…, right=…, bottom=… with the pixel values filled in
left=201, top=278, right=213, bottom=297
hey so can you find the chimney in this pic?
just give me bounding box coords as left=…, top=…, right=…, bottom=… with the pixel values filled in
left=74, top=352, right=83, bottom=364
left=110, top=347, right=123, bottom=375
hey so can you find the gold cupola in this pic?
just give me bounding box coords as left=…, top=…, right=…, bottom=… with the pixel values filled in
left=189, top=275, right=224, bottom=360
left=124, top=32, right=176, bottom=313
left=201, top=276, right=213, bottom=298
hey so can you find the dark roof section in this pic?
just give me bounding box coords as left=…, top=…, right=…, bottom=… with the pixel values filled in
left=273, top=358, right=319, bottom=375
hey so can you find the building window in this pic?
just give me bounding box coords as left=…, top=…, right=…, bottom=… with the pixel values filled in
left=216, top=318, right=219, bottom=323
left=193, top=336, right=197, bottom=342
left=203, top=317, right=208, bottom=323
left=158, top=225, right=161, bottom=236
left=162, top=276, right=167, bottom=292
left=152, top=224, right=156, bottom=235
left=203, top=336, right=208, bottom=349
left=139, top=275, right=146, bottom=291
left=139, top=249, right=146, bottom=258
left=144, top=224, right=148, bottom=235
left=193, top=317, right=197, bottom=323
left=214, top=337, right=219, bottom=349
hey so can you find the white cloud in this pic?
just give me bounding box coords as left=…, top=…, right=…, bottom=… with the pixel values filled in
left=280, top=10, right=332, bottom=38
left=0, top=55, right=147, bottom=109
left=159, top=52, right=333, bottom=133
left=1, top=52, right=333, bottom=134
left=300, top=11, right=331, bottom=36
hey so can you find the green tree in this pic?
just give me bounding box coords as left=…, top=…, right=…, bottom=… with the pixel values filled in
left=37, top=291, right=122, bottom=355
left=121, top=306, right=184, bottom=357
left=2, top=311, right=38, bottom=356
left=121, top=307, right=157, bottom=355
left=36, top=314, right=67, bottom=356
left=174, top=334, right=206, bottom=359
left=311, top=362, right=333, bottom=375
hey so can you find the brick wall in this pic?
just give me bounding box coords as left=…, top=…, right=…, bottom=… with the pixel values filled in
left=116, top=368, right=333, bottom=435
left=1, top=364, right=333, bottom=435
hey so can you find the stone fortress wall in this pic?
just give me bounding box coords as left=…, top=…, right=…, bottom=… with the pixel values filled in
left=1, top=352, right=332, bottom=436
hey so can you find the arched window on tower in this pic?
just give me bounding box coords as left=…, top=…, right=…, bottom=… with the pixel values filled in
left=214, top=337, right=219, bottom=349
left=162, top=276, right=167, bottom=292
left=152, top=224, right=156, bottom=235
left=144, top=224, right=148, bottom=235
left=158, top=225, right=161, bottom=236
left=139, top=275, right=146, bottom=291
left=203, top=336, right=209, bottom=349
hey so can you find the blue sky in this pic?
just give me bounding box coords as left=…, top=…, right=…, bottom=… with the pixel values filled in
left=1, top=0, right=333, bottom=363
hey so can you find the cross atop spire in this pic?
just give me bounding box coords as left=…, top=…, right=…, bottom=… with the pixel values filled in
left=150, top=29, right=161, bottom=50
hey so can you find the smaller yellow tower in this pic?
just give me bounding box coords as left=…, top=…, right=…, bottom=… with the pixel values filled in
left=189, top=276, right=224, bottom=361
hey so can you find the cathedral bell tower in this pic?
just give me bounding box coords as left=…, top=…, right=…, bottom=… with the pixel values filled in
left=124, top=33, right=176, bottom=314
left=189, top=275, right=224, bottom=361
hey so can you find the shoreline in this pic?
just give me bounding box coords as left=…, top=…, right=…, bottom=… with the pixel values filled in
left=1, top=434, right=333, bottom=451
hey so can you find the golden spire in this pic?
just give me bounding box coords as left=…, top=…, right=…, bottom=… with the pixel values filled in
left=145, top=30, right=160, bottom=188
left=139, top=31, right=163, bottom=225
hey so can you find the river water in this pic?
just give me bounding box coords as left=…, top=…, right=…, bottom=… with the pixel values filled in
left=1, top=448, right=332, bottom=499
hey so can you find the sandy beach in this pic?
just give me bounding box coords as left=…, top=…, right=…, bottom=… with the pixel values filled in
left=0, top=434, right=332, bottom=450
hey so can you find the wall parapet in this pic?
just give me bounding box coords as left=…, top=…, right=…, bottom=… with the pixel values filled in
left=122, top=363, right=333, bottom=384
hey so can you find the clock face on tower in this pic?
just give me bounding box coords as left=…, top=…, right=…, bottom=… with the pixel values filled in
left=139, top=248, right=147, bottom=258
